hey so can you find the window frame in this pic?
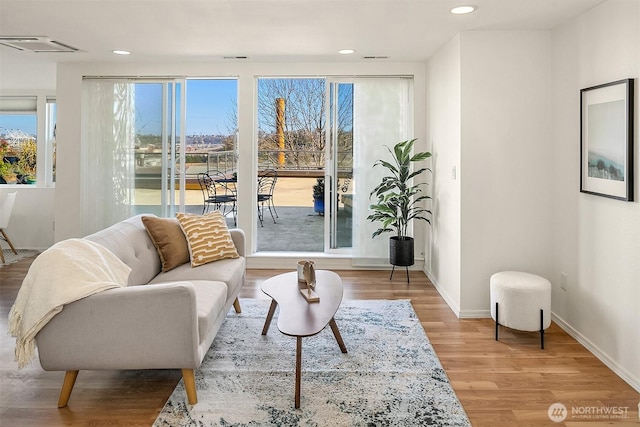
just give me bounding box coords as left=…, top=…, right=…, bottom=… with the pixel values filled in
left=0, top=91, right=56, bottom=187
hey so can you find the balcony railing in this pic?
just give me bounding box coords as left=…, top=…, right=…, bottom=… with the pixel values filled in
left=135, top=149, right=353, bottom=184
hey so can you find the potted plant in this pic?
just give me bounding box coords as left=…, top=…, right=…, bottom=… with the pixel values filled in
left=313, top=177, right=325, bottom=214
left=367, top=139, right=432, bottom=282
left=312, top=177, right=343, bottom=215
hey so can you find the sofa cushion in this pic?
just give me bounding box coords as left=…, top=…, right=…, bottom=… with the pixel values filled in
left=141, top=216, right=190, bottom=272
left=150, top=256, right=245, bottom=293
left=184, top=280, right=227, bottom=345
left=177, top=212, right=239, bottom=267
left=84, top=214, right=161, bottom=285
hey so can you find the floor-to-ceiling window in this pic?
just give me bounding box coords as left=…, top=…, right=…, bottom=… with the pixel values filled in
left=346, top=77, right=413, bottom=265
left=78, top=73, right=411, bottom=259
left=130, top=81, right=183, bottom=217
left=256, top=78, right=331, bottom=252
left=80, top=78, right=238, bottom=234
left=80, top=78, right=184, bottom=234
left=182, top=79, right=238, bottom=220
left=326, top=81, right=354, bottom=252
left=255, top=76, right=412, bottom=260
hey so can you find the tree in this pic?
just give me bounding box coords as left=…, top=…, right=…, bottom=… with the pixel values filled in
left=17, top=139, right=37, bottom=178
left=256, top=78, right=353, bottom=171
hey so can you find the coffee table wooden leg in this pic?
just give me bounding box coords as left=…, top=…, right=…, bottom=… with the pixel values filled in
left=329, top=318, right=347, bottom=353
left=261, top=300, right=278, bottom=335
left=295, top=336, right=302, bottom=409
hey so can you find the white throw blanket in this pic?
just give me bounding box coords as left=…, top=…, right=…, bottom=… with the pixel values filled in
left=8, top=238, right=131, bottom=368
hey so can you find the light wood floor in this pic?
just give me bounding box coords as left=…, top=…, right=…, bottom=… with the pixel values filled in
left=1, top=256, right=638, bottom=426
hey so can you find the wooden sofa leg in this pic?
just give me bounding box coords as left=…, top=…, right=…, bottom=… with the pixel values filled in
left=233, top=297, right=241, bottom=314
left=182, top=369, right=197, bottom=405
left=57, top=370, right=79, bottom=408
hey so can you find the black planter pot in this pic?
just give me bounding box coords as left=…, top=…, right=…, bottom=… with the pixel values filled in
left=389, top=236, right=414, bottom=283
left=390, top=236, right=414, bottom=266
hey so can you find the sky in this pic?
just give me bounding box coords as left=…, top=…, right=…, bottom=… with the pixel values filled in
left=135, top=79, right=237, bottom=136
left=0, top=115, right=37, bottom=136
left=0, top=79, right=238, bottom=138
left=185, top=79, right=237, bottom=135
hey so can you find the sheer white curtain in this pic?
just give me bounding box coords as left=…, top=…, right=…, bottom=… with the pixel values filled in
left=352, top=78, right=412, bottom=265
left=80, top=80, right=136, bottom=235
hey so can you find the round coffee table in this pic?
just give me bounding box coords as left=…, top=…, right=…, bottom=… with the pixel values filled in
left=261, top=270, right=347, bottom=408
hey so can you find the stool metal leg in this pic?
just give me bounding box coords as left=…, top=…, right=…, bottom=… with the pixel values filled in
left=540, top=308, right=544, bottom=350
left=495, top=302, right=499, bottom=341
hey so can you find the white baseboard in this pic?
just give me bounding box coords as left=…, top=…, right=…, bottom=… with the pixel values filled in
left=424, top=269, right=493, bottom=318
left=552, top=312, right=640, bottom=393
left=247, top=254, right=425, bottom=271
left=424, top=269, right=462, bottom=317
left=247, top=253, right=353, bottom=270
left=458, top=309, right=491, bottom=319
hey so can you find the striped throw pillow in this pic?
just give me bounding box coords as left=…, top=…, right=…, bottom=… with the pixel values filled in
left=176, top=211, right=239, bottom=267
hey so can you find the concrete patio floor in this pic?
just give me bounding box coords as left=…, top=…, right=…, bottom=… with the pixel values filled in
left=133, top=177, right=353, bottom=252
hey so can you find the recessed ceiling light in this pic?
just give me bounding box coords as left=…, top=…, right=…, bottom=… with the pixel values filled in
left=112, top=50, right=130, bottom=55
left=450, top=5, right=477, bottom=15
left=339, top=49, right=356, bottom=55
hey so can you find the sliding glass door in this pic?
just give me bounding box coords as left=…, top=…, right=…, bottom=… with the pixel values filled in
left=326, top=78, right=413, bottom=262
left=132, top=81, right=185, bottom=217
left=253, top=77, right=412, bottom=256
left=325, top=81, right=354, bottom=252
left=80, top=78, right=185, bottom=234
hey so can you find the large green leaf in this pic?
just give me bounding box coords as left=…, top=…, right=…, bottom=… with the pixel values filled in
left=367, top=138, right=432, bottom=238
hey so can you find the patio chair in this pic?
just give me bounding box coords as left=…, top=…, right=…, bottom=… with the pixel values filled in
left=197, top=171, right=237, bottom=226
left=0, top=191, right=18, bottom=263
left=257, top=169, right=278, bottom=227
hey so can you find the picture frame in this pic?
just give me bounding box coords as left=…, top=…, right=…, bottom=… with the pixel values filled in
left=580, top=78, right=634, bottom=201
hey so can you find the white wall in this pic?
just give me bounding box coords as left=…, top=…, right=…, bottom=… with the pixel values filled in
left=425, top=35, right=462, bottom=314
left=459, top=31, right=553, bottom=316
left=426, top=31, right=558, bottom=319
left=0, top=59, right=57, bottom=249
left=550, top=0, right=639, bottom=391
left=0, top=187, right=54, bottom=249
left=0, top=54, right=56, bottom=91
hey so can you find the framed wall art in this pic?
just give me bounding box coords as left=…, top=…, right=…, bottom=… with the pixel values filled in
left=580, top=78, right=634, bottom=201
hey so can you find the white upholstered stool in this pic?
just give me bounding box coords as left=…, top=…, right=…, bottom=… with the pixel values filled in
left=490, top=271, right=551, bottom=349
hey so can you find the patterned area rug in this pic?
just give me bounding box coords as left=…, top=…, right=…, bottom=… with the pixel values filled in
left=154, top=299, right=471, bottom=427
left=0, top=249, right=39, bottom=267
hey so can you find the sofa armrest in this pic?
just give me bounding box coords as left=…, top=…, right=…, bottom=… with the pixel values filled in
left=229, top=228, right=245, bottom=257
left=36, top=282, right=201, bottom=371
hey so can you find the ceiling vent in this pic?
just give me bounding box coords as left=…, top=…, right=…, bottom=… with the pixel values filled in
left=363, top=56, right=389, bottom=60
left=0, top=36, right=80, bottom=53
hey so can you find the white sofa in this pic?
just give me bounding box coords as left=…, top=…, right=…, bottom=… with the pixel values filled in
left=34, top=214, right=246, bottom=407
